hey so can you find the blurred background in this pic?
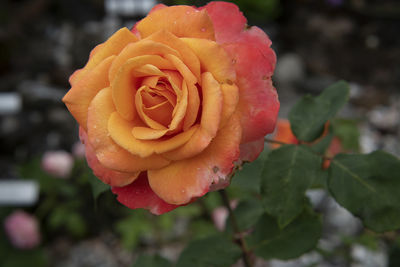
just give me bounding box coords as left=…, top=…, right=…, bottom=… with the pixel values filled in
left=0, top=0, right=399, bottom=266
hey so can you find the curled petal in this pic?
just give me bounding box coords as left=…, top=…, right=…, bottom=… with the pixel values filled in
left=201, top=2, right=247, bottom=43
left=162, top=72, right=222, bottom=160
left=224, top=41, right=279, bottom=143
left=112, top=172, right=179, bottom=215
left=239, top=138, right=265, bottom=162
left=148, top=113, right=242, bottom=205
left=80, top=128, right=139, bottom=187
left=136, top=6, right=215, bottom=40
left=70, top=28, right=138, bottom=85
left=145, top=30, right=201, bottom=81
left=108, top=112, right=198, bottom=157
left=87, top=87, right=170, bottom=173
left=63, top=56, right=115, bottom=130
left=181, top=38, right=235, bottom=83
left=109, top=40, right=178, bottom=82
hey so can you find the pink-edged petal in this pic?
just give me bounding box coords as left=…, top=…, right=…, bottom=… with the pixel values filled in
left=148, top=113, right=242, bottom=205
left=112, top=172, right=179, bottom=215
left=201, top=1, right=247, bottom=43
left=223, top=40, right=279, bottom=143
left=239, top=138, right=265, bottom=162
left=80, top=128, right=139, bottom=187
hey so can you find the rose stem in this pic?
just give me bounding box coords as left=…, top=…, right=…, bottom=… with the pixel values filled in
left=218, top=189, right=253, bottom=267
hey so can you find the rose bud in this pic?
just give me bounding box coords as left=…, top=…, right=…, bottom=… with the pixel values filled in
left=41, top=150, right=74, bottom=178
left=63, top=2, right=279, bottom=214
left=4, top=210, right=41, bottom=249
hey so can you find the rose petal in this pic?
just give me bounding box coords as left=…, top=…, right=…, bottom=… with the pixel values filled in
left=224, top=41, right=279, bottom=143
left=201, top=2, right=247, bottom=43
left=145, top=30, right=201, bottom=81
left=239, top=138, right=265, bottom=162
left=70, top=28, right=138, bottom=85
left=220, top=82, right=239, bottom=128
left=161, top=72, right=222, bottom=161
left=63, top=55, right=115, bottom=130
left=183, top=82, right=200, bottom=130
left=181, top=38, right=236, bottom=83
left=112, top=172, right=179, bottom=215
left=87, top=87, right=171, bottom=173
left=136, top=6, right=215, bottom=40
left=109, top=40, right=178, bottom=82
left=81, top=128, right=139, bottom=187
left=108, top=112, right=198, bottom=157
left=148, top=113, right=242, bottom=205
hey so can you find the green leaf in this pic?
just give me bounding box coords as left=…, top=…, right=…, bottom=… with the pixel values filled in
left=328, top=151, right=400, bottom=232
left=176, top=234, right=242, bottom=267
left=289, top=80, right=350, bottom=142
left=261, top=145, right=322, bottom=228
left=331, top=118, right=360, bottom=151
left=132, top=254, right=172, bottom=267
left=231, top=149, right=269, bottom=194
left=226, top=198, right=264, bottom=233
left=247, top=208, right=322, bottom=260
left=115, top=211, right=152, bottom=250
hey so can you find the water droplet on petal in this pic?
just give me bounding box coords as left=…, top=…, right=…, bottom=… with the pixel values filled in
left=201, top=28, right=206, bottom=32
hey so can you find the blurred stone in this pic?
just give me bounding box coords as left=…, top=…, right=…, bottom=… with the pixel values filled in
left=275, top=53, right=305, bottom=86
left=359, top=125, right=380, bottom=153
left=324, top=197, right=362, bottom=237
left=351, top=244, right=387, bottom=267
left=0, top=180, right=39, bottom=206
left=105, top=0, right=156, bottom=16
left=18, top=80, right=65, bottom=105
left=368, top=106, right=399, bottom=131
left=0, top=92, right=22, bottom=115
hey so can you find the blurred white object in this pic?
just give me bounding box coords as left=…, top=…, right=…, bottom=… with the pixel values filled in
left=41, top=150, right=74, bottom=178
left=0, top=180, right=39, bottom=206
left=105, top=0, right=157, bottom=16
left=0, top=92, right=22, bottom=115
left=351, top=244, right=387, bottom=267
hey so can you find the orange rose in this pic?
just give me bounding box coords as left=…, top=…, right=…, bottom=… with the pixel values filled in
left=63, top=2, right=279, bottom=214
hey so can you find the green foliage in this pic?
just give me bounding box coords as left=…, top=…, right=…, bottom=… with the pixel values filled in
left=115, top=211, right=153, bottom=250
left=247, top=207, right=322, bottom=260
left=87, top=172, right=110, bottom=201
left=231, top=149, right=269, bottom=194
left=331, top=118, right=360, bottom=151
left=289, top=80, right=350, bottom=142
left=132, top=254, right=172, bottom=267
left=261, top=145, right=322, bottom=228
left=328, top=151, right=400, bottom=232
left=176, top=234, right=242, bottom=267
left=226, top=198, right=264, bottom=233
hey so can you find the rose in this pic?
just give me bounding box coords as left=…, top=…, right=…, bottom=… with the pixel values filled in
left=4, top=210, right=41, bottom=249
left=63, top=2, right=279, bottom=214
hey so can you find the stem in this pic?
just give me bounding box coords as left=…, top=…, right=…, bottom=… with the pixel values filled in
left=219, top=190, right=253, bottom=267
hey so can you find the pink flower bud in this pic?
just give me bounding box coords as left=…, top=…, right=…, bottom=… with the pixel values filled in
left=41, top=150, right=74, bottom=178
left=4, top=210, right=41, bottom=249
left=212, top=206, right=229, bottom=231
left=72, top=141, right=86, bottom=159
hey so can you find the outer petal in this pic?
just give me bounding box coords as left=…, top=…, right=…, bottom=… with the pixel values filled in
left=63, top=56, right=115, bottom=130
left=181, top=38, right=236, bottom=83
left=148, top=113, right=242, bottom=205
left=136, top=6, right=215, bottom=40
left=201, top=1, right=247, bottom=43
left=70, top=28, right=138, bottom=85
left=87, top=87, right=170, bottom=173
left=111, top=172, right=179, bottom=215
left=223, top=41, right=279, bottom=143
left=239, top=138, right=265, bottom=162
left=145, top=30, right=201, bottom=81
left=80, top=128, right=139, bottom=187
